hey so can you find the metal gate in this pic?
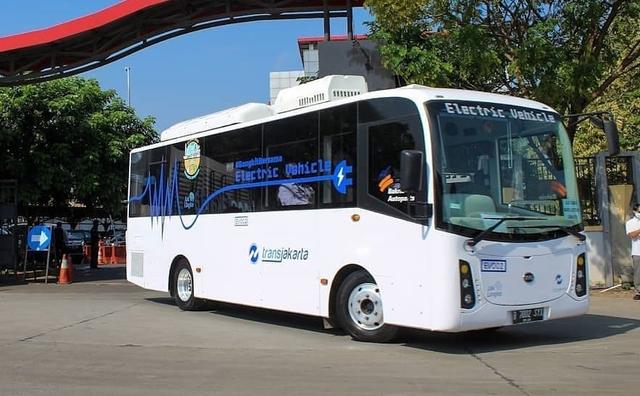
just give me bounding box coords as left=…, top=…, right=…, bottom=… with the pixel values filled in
left=0, top=180, right=17, bottom=275
left=585, top=153, right=640, bottom=287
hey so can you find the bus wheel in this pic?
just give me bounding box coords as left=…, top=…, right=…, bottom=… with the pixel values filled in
left=336, top=270, right=398, bottom=343
left=173, top=260, right=204, bottom=311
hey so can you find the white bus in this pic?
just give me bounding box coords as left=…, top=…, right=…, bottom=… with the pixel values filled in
left=127, top=75, right=598, bottom=342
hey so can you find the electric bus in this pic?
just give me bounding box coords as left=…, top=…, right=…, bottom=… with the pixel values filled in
left=127, top=75, right=595, bottom=342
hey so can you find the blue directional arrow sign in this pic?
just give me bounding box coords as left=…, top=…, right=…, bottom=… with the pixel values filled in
left=27, top=225, right=52, bottom=251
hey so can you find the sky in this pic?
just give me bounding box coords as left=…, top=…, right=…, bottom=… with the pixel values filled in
left=0, top=1, right=373, bottom=132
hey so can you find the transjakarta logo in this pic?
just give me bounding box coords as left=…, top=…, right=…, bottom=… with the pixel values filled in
left=249, top=243, right=309, bottom=263
left=249, top=244, right=259, bottom=264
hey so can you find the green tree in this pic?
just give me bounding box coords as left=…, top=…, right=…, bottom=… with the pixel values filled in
left=0, top=77, right=157, bottom=217
left=573, top=74, right=640, bottom=156
left=366, top=0, right=640, bottom=143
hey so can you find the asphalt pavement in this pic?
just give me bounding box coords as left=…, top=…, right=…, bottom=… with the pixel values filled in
left=0, top=267, right=639, bottom=396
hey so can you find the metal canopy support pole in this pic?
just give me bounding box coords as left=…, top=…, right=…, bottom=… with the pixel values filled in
left=596, top=153, right=613, bottom=287
left=44, top=228, right=51, bottom=284
left=323, top=0, right=331, bottom=41
left=347, top=0, right=353, bottom=41
left=631, top=152, right=640, bottom=203
left=347, top=0, right=353, bottom=40
left=23, top=234, right=28, bottom=281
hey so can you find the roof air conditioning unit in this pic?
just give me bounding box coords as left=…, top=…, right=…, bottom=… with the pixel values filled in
left=273, top=75, right=368, bottom=114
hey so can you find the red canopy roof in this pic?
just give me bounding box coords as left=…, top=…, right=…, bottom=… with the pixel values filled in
left=0, top=0, right=170, bottom=53
left=0, top=0, right=364, bottom=86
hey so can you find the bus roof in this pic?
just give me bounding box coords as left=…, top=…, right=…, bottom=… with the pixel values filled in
left=142, top=76, right=558, bottom=152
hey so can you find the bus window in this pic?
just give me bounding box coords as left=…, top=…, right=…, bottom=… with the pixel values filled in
left=263, top=112, right=319, bottom=210
left=319, top=103, right=357, bottom=208
left=129, top=150, right=149, bottom=217
left=129, top=146, right=169, bottom=217
left=202, top=126, right=262, bottom=213
left=367, top=116, right=425, bottom=213
left=359, top=97, right=419, bottom=124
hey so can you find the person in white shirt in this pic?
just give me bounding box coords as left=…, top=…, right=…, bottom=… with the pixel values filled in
left=624, top=203, right=640, bottom=300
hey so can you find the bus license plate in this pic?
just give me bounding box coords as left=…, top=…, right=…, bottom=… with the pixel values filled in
left=511, top=308, right=544, bottom=324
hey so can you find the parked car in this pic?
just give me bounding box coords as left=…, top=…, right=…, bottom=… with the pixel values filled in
left=105, top=229, right=126, bottom=246
left=71, top=229, right=91, bottom=245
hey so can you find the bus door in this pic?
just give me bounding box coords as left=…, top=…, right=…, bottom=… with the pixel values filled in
left=354, top=105, right=431, bottom=327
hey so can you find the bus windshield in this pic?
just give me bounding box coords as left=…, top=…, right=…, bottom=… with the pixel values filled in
left=427, top=100, right=581, bottom=241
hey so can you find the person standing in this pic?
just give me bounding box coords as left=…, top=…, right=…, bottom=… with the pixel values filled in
left=624, top=204, right=640, bottom=300
left=52, top=222, right=67, bottom=269
left=90, top=219, right=100, bottom=270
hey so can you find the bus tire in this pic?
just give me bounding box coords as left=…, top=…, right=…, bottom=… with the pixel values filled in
left=336, top=270, right=398, bottom=343
left=173, top=259, right=204, bottom=311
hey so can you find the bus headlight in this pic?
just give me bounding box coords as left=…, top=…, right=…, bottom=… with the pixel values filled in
left=460, top=260, right=476, bottom=309
left=575, top=254, right=587, bottom=297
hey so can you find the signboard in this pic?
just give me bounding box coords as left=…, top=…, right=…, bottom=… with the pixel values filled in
left=27, top=225, right=52, bottom=251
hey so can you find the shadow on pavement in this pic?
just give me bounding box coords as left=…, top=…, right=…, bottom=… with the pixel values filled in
left=146, top=296, right=640, bottom=348
left=147, top=297, right=640, bottom=349
left=71, top=265, right=126, bottom=283
left=146, top=297, right=342, bottom=336
left=400, top=314, right=640, bottom=353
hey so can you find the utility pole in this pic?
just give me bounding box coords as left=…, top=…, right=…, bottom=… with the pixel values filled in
left=125, top=67, right=131, bottom=106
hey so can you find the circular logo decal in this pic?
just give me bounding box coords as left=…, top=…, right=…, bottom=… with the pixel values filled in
left=183, top=139, right=201, bottom=180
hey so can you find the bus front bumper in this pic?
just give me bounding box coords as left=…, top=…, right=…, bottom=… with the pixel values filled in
left=455, top=293, right=589, bottom=332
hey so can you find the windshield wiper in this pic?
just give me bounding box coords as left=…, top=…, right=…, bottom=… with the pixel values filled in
left=467, top=217, right=545, bottom=247
left=506, top=224, right=586, bottom=241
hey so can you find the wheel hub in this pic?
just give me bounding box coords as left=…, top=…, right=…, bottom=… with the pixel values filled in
left=347, top=282, right=384, bottom=331
left=176, top=268, right=193, bottom=302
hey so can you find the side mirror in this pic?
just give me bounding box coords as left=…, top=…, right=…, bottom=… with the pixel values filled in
left=400, top=150, right=424, bottom=192
left=590, top=114, right=620, bottom=156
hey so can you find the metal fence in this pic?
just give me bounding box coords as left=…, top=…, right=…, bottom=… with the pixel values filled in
left=575, top=155, right=637, bottom=227
left=606, top=156, right=634, bottom=186
left=575, top=157, right=601, bottom=226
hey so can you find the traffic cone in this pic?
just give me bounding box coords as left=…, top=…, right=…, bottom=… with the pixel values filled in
left=98, top=241, right=105, bottom=265
left=58, top=254, right=73, bottom=284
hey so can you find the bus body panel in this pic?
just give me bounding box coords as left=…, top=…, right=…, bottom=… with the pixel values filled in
left=127, top=85, right=590, bottom=334
left=127, top=208, right=587, bottom=332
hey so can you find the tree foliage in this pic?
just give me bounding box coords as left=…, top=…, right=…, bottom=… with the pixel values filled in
left=573, top=72, right=640, bottom=156
left=0, top=77, right=157, bottom=216
left=366, top=0, right=640, bottom=144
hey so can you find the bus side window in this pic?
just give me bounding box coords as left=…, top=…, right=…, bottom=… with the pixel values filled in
left=263, top=112, right=319, bottom=210
left=202, top=126, right=262, bottom=213
left=146, top=147, right=169, bottom=215
left=129, top=151, right=149, bottom=217
left=367, top=119, right=424, bottom=213
left=319, top=103, right=357, bottom=207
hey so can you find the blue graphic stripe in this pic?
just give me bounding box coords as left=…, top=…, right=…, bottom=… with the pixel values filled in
left=129, top=177, right=150, bottom=202
left=129, top=162, right=339, bottom=230
left=176, top=173, right=335, bottom=230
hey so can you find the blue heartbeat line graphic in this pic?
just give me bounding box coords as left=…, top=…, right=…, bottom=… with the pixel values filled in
left=129, top=159, right=352, bottom=230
